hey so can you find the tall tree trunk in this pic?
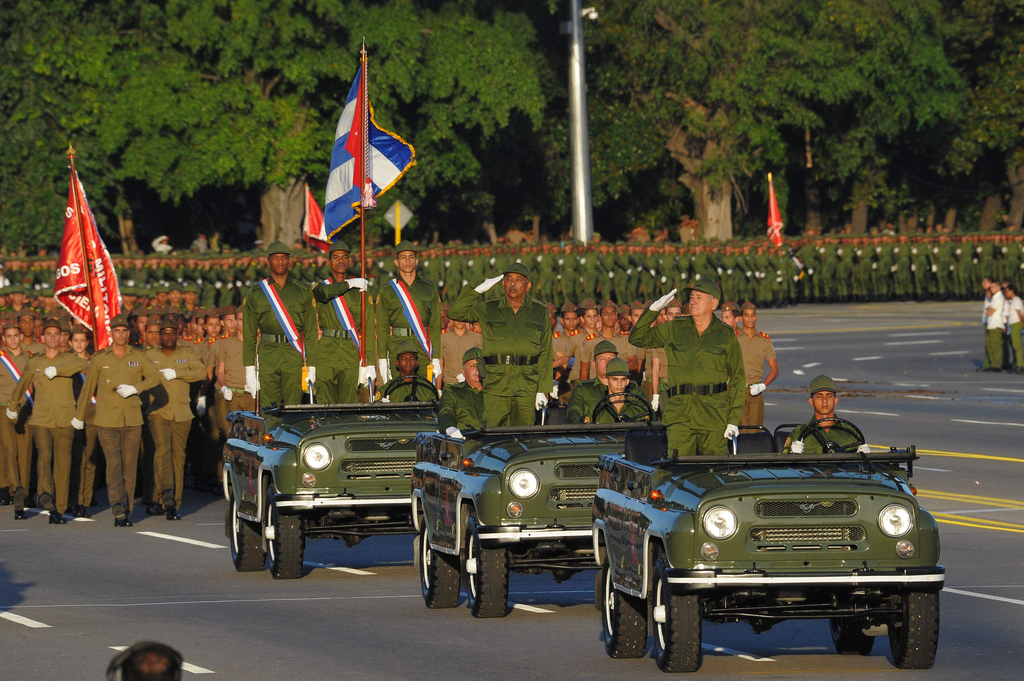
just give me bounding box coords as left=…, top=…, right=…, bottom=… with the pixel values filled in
left=850, top=199, right=868, bottom=234
left=664, top=127, right=732, bottom=241
left=805, top=176, right=822, bottom=234
left=700, top=178, right=733, bottom=241
left=907, top=208, right=919, bottom=233
left=532, top=214, right=541, bottom=242
left=117, top=212, right=139, bottom=254
left=258, top=177, right=305, bottom=247
left=481, top=198, right=498, bottom=244
left=943, top=208, right=957, bottom=231
left=925, top=204, right=936, bottom=230
left=978, top=193, right=1004, bottom=232
left=1007, top=164, right=1024, bottom=230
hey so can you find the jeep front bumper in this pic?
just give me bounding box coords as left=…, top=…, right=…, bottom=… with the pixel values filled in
left=477, top=524, right=593, bottom=548
left=666, top=566, right=945, bottom=595
left=274, top=494, right=412, bottom=512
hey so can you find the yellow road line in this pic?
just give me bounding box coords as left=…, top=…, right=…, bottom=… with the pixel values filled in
left=932, top=512, right=1024, bottom=529
left=868, top=445, right=1024, bottom=464
left=933, top=517, right=1024, bottom=535
left=917, top=490, right=1024, bottom=510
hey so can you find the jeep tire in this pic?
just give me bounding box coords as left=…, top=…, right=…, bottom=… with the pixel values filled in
left=652, top=555, right=702, bottom=672
left=419, top=524, right=460, bottom=608
left=602, top=563, right=647, bottom=658
left=466, top=511, right=509, bottom=618
left=830, top=618, right=874, bottom=655
left=227, top=485, right=266, bottom=572
left=267, top=485, right=305, bottom=580
left=889, top=591, right=940, bottom=669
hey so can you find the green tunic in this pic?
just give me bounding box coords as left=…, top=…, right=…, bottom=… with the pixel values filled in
left=312, top=278, right=377, bottom=403
left=376, top=276, right=441, bottom=378
left=566, top=378, right=647, bottom=424
left=782, top=419, right=862, bottom=454
left=437, top=382, right=484, bottom=431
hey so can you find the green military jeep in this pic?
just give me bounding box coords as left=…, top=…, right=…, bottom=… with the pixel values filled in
left=223, top=395, right=436, bottom=579
left=595, top=420, right=943, bottom=672
left=412, top=419, right=651, bottom=618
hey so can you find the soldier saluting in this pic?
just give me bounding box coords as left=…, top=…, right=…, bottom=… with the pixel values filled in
left=375, top=240, right=441, bottom=384
left=242, top=241, right=319, bottom=408
left=310, top=239, right=374, bottom=403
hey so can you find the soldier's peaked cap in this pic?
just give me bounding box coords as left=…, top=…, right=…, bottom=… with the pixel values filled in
left=462, top=347, right=484, bottom=365
left=42, top=317, right=62, bottom=331
left=159, top=316, right=179, bottom=331
left=394, top=239, right=420, bottom=254
left=721, top=301, right=740, bottom=312
left=395, top=339, right=419, bottom=356
left=109, top=313, right=129, bottom=329
left=600, top=298, right=617, bottom=310
left=605, top=357, right=630, bottom=377
left=267, top=240, right=291, bottom=256
left=809, top=374, right=837, bottom=395
left=329, top=239, right=352, bottom=255
left=741, top=301, right=757, bottom=311
left=685, top=278, right=722, bottom=300
left=503, top=262, right=531, bottom=281
left=560, top=302, right=577, bottom=314
left=593, top=339, right=618, bottom=357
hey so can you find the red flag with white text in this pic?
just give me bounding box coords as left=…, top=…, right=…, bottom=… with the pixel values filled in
left=303, top=183, right=329, bottom=252
left=767, top=172, right=783, bottom=248
left=54, top=164, right=121, bottom=349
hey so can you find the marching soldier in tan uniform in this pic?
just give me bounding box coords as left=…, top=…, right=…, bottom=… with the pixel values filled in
left=1, top=320, right=33, bottom=515
left=439, top=316, right=482, bottom=387
left=736, top=301, right=779, bottom=427
left=217, top=307, right=256, bottom=440
left=19, top=310, right=44, bottom=355
left=7, top=318, right=89, bottom=523
left=74, top=313, right=161, bottom=526
left=146, top=315, right=207, bottom=520
left=69, top=325, right=99, bottom=518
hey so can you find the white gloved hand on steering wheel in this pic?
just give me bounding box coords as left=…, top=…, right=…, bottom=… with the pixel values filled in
left=445, top=426, right=464, bottom=440
left=856, top=444, right=871, bottom=454
left=723, top=424, right=740, bottom=440
left=790, top=440, right=805, bottom=454
left=474, top=275, right=504, bottom=294
left=650, top=289, right=678, bottom=312
left=749, top=383, right=766, bottom=396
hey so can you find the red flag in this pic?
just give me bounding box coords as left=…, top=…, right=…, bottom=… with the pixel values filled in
left=767, top=172, right=783, bottom=247
left=55, top=153, right=121, bottom=349
left=302, top=183, right=329, bottom=252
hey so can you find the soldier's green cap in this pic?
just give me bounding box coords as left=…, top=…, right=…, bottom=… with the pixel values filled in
left=159, top=316, right=179, bottom=331
left=577, top=298, right=597, bottom=311
left=684, top=278, right=722, bottom=300
left=42, top=317, right=62, bottom=331
left=168, top=281, right=183, bottom=292
left=593, top=339, right=618, bottom=357
left=600, top=298, right=617, bottom=311
left=145, top=315, right=162, bottom=328
left=605, top=357, right=630, bottom=377
left=809, top=374, right=837, bottom=395
left=721, top=301, right=740, bottom=313
left=329, top=239, right=351, bottom=255
left=2, top=319, right=19, bottom=331
left=109, top=313, right=129, bottom=329
left=560, top=301, right=577, bottom=314
left=741, top=301, right=757, bottom=311
left=462, top=347, right=484, bottom=366
left=219, top=305, right=236, bottom=318
left=395, top=239, right=419, bottom=254
left=395, top=339, right=419, bottom=356
left=617, top=305, right=629, bottom=316
left=188, top=308, right=206, bottom=320
left=183, top=283, right=199, bottom=293
left=630, top=300, right=645, bottom=311
left=18, top=309, right=37, bottom=320
left=206, top=306, right=220, bottom=317
left=503, top=262, right=531, bottom=281
left=267, top=240, right=291, bottom=256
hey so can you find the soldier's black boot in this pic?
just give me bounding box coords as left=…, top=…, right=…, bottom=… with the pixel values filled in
left=112, top=503, right=133, bottom=528
left=13, top=487, right=27, bottom=519
left=14, top=509, right=27, bottom=520
left=0, top=488, right=10, bottom=506
left=166, top=507, right=181, bottom=521
left=48, top=512, right=67, bottom=525
left=39, top=492, right=57, bottom=514
left=162, top=490, right=179, bottom=520
left=145, top=502, right=164, bottom=516
left=73, top=505, right=91, bottom=518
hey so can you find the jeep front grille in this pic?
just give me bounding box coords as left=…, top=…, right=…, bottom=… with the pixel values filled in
left=549, top=486, right=598, bottom=502
left=346, top=437, right=416, bottom=452
left=755, top=500, right=857, bottom=518
left=748, top=526, right=865, bottom=543
left=340, top=459, right=415, bottom=474
left=555, top=463, right=597, bottom=479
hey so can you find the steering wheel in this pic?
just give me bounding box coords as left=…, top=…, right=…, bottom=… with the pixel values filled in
left=591, top=392, right=654, bottom=423
left=379, top=375, right=439, bottom=402
left=801, top=417, right=865, bottom=453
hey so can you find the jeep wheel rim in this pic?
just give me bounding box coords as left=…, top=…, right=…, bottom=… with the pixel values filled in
left=468, top=532, right=479, bottom=599
left=603, top=567, right=615, bottom=638
left=420, top=530, right=431, bottom=592
left=655, top=575, right=667, bottom=652
left=231, top=512, right=240, bottom=556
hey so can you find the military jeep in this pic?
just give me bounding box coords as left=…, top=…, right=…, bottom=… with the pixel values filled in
left=595, top=421, right=943, bottom=672
left=223, top=398, right=436, bottom=579
left=412, top=420, right=650, bottom=618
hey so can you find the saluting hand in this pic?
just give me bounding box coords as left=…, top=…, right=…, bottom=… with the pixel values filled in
left=650, top=289, right=678, bottom=312
left=474, top=275, right=504, bottom=293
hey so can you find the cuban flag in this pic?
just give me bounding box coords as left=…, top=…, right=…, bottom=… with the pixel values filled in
left=324, top=67, right=415, bottom=241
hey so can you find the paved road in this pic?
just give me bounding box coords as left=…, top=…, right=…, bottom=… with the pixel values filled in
left=2, top=301, right=1022, bottom=679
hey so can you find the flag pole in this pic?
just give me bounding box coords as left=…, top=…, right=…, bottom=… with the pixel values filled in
left=66, top=145, right=97, bottom=333
left=358, top=40, right=368, bottom=374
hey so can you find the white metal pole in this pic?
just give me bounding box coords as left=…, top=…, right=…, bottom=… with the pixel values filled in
left=568, top=0, right=595, bottom=244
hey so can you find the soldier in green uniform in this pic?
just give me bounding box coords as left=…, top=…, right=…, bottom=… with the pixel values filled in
left=0, top=320, right=33, bottom=515
left=6, top=318, right=89, bottom=523
left=629, top=279, right=745, bottom=457
left=375, top=240, right=442, bottom=384
left=378, top=340, right=437, bottom=402
left=782, top=375, right=871, bottom=455
left=449, top=263, right=554, bottom=427
left=310, top=240, right=375, bottom=403
left=567, top=342, right=646, bottom=423
left=242, top=241, right=319, bottom=409
left=439, top=347, right=486, bottom=438
left=74, top=313, right=161, bottom=526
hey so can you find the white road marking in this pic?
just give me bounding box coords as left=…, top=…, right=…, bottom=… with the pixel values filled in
left=915, top=467, right=951, bottom=472
left=833, top=377, right=850, bottom=382
left=774, top=346, right=806, bottom=352
left=802, top=362, right=821, bottom=368
left=6, top=594, right=422, bottom=611
left=111, top=647, right=214, bottom=674
left=946, top=588, right=1024, bottom=607
left=196, top=523, right=222, bottom=526
left=763, top=402, right=778, bottom=406
left=982, top=388, right=1024, bottom=395
left=792, top=369, right=805, bottom=376
left=853, top=356, right=883, bottom=361
left=930, top=350, right=969, bottom=356
left=0, top=611, right=51, bottom=628
left=302, top=561, right=375, bottom=576
left=904, top=395, right=950, bottom=401
left=701, top=643, right=775, bottom=662
left=136, top=531, right=225, bottom=549
left=72, top=517, right=95, bottom=522
left=512, top=603, right=553, bottom=613
left=889, top=331, right=951, bottom=337
left=952, top=419, right=1024, bottom=428
left=885, top=340, right=943, bottom=346
left=836, top=409, right=899, bottom=417
left=771, top=338, right=796, bottom=342
left=0, top=529, right=28, bottom=532
left=894, top=382, right=929, bottom=387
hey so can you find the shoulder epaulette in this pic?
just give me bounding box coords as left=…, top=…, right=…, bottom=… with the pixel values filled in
left=568, top=329, right=580, bottom=336
left=207, top=338, right=217, bottom=345
left=759, top=331, right=770, bottom=338
left=585, top=332, right=597, bottom=341
left=553, top=331, right=561, bottom=338
left=618, top=331, right=629, bottom=336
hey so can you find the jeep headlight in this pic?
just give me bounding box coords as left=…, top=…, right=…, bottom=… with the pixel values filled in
left=509, top=469, right=539, bottom=499
left=303, top=443, right=332, bottom=471
left=703, top=506, right=738, bottom=539
left=878, top=504, right=913, bottom=537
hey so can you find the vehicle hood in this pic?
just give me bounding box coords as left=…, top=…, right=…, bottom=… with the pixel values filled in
left=479, top=433, right=624, bottom=466
left=664, top=464, right=909, bottom=499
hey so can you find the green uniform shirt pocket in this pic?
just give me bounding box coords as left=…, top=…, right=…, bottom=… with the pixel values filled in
left=485, top=320, right=508, bottom=340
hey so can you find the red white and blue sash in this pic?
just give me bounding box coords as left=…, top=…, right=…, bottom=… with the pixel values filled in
left=323, top=278, right=360, bottom=352
left=389, top=279, right=431, bottom=356
left=0, top=350, right=32, bottom=406
left=259, top=278, right=305, bottom=359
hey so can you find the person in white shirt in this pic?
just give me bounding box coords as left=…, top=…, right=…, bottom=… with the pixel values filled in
left=981, top=277, right=1006, bottom=372
left=1003, top=281, right=1024, bottom=373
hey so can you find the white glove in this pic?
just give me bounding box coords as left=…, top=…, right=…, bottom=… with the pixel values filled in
left=723, top=424, right=739, bottom=440
left=116, top=384, right=138, bottom=398
left=43, top=366, right=58, bottom=379
left=650, top=288, right=678, bottom=312
left=857, top=444, right=872, bottom=454
left=358, top=365, right=376, bottom=386
left=5, top=408, right=17, bottom=421
left=474, top=275, right=504, bottom=293
left=790, top=440, right=805, bottom=454
left=431, top=359, right=442, bottom=381
left=380, top=396, right=391, bottom=403
left=196, top=395, right=207, bottom=416
left=71, top=417, right=84, bottom=431
left=550, top=386, right=559, bottom=400
left=749, top=383, right=766, bottom=396
left=535, top=392, right=548, bottom=410
left=455, top=373, right=465, bottom=383
left=346, top=277, right=369, bottom=292
left=306, top=366, right=316, bottom=386
left=445, top=426, right=464, bottom=440
left=221, top=385, right=234, bottom=401
left=244, top=366, right=258, bottom=397
left=160, top=368, right=177, bottom=381
left=651, top=394, right=660, bottom=412
left=377, top=359, right=392, bottom=384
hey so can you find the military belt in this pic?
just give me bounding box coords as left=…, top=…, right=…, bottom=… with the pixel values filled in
left=322, top=328, right=352, bottom=340
left=391, top=328, right=413, bottom=337
left=484, top=355, right=539, bottom=366
left=261, top=334, right=290, bottom=344
left=665, top=382, right=728, bottom=398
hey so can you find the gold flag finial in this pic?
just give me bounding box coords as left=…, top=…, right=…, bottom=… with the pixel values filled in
left=767, top=172, right=773, bottom=182
left=66, top=144, right=76, bottom=159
